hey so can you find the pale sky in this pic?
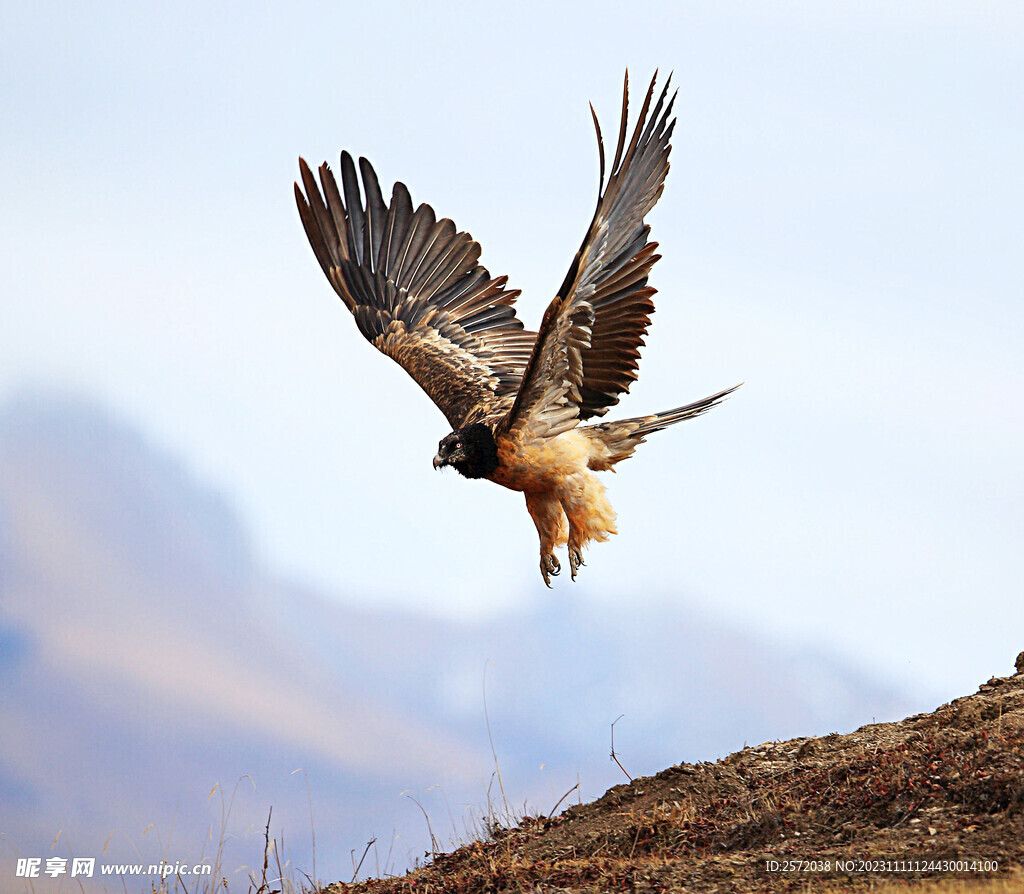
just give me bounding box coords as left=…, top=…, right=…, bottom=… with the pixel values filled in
left=2, top=1, right=1022, bottom=698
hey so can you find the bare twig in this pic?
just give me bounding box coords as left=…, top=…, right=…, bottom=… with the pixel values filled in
left=258, top=807, right=272, bottom=893
left=546, top=782, right=581, bottom=821
left=350, top=837, right=377, bottom=883
left=611, top=714, right=633, bottom=781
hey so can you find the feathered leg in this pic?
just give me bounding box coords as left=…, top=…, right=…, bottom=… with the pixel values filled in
left=558, top=470, right=618, bottom=580
left=525, top=490, right=568, bottom=587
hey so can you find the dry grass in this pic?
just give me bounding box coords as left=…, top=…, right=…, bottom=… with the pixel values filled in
left=327, top=667, right=1024, bottom=893
left=141, top=778, right=322, bottom=894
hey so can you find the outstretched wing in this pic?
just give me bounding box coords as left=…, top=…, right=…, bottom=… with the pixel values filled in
left=501, top=71, right=677, bottom=441
left=295, top=153, right=537, bottom=430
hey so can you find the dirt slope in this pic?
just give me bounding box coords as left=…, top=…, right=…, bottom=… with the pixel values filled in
left=328, top=654, right=1024, bottom=893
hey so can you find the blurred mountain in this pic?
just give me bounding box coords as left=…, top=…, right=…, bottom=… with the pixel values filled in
left=0, top=391, right=914, bottom=890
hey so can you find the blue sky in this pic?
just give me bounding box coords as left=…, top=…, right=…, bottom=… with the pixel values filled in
left=2, top=1, right=1022, bottom=698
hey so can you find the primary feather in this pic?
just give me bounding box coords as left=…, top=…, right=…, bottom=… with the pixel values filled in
left=295, top=152, right=535, bottom=429
left=502, top=71, right=676, bottom=441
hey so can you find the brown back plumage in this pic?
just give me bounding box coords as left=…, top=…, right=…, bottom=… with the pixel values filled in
left=295, top=153, right=536, bottom=429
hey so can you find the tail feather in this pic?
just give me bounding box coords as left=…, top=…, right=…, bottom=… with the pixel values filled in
left=629, top=384, right=741, bottom=436
left=583, top=383, right=740, bottom=469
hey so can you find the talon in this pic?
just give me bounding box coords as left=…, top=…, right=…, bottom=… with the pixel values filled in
left=568, top=546, right=585, bottom=580
left=540, top=554, right=560, bottom=587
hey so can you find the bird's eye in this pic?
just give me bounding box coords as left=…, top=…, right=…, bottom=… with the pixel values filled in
left=453, top=441, right=462, bottom=450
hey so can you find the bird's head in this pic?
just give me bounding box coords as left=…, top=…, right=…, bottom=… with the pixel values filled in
left=433, top=423, right=499, bottom=479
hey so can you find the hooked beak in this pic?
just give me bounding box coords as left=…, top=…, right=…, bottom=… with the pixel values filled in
left=432, top=453, right=446, bottom=470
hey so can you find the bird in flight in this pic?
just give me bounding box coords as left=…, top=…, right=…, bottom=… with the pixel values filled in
left=295, top=71, right=738, bottom=586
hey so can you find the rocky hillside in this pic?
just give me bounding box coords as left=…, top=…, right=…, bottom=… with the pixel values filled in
left=325, top=653, right=1024, bottom=893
